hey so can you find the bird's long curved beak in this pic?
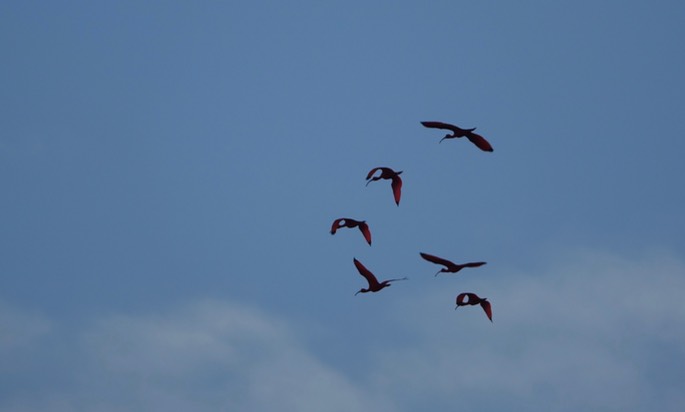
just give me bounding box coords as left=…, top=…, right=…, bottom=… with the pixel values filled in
left=454, top=306, right=459, bottom=310
left=434, top=270, right=442, bottom=277
left=354, top=291, right=361, bottom=296
left=365, top=180, right=372, bottom=186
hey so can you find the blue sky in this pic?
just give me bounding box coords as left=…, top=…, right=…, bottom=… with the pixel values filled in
left=2, top=1, right=685, bottom=411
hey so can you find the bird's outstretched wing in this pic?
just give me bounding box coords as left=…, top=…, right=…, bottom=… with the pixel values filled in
left=420, top=121, right=460, bottom=133
left=366, top=167, right=383, bottom=180
left=420, top=252, right=455, bottom=268
left=465, top=131, right=494, bottom=152
left=353, top=258, right=380, bottom=288
left=455, top=293, right=468, bottom=306
left=456, top=292, right=481, bottom=306
left=480, top=300, right=493, bottom=322
left=391, top=175, right=402, bottom=206
left=330, top=218, right=344, bottom=235
left=358, top=222, right=372, bottom=245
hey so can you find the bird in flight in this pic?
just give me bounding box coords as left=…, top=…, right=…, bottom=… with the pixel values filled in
left=366, top=167, right=403, bottom=206
left=330, top=218, right=372, bottom=246
left=421, top=121, right=494, bottom=152
left=353, top=258, right=407, bottom=295
left=419, top=252, right=487, bottom=276
left=455, top=292, right=493, bottom=322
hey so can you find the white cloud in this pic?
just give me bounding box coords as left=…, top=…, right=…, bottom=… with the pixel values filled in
left=1, top=250, right=683, bottom=412
left=82, top=300, right=392, bottom=412
left=1, top=300, right=394, bottom=412
left=367, top=249, right=685, bottom=411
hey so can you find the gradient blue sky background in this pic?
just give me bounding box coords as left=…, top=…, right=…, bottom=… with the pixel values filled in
left=2, top=1, right=685, bottom=411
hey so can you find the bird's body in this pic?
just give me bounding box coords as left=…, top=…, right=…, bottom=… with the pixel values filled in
left=421, top=121, right=494, bottom=152
left=419, top=252, right=486, bottom=276
left=353, top=258, right=407, bottom=295
left=366, top=167, right=403, bottom=206
left=330, top=218, right=372, bottom=245
left=455, top=292, right=493, bottom=322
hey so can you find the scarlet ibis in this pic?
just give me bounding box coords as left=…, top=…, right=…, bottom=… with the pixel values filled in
left=419, top=252, right=486, bottom=276
left=330, top=218, right=372, bottom=246
left=421, top=121, right=494, bottom=152
left=353, top=258, right=407, bottom=295
left=366, top=167, right=403, bottom=206
left=455, top=292, right=492, bottom=322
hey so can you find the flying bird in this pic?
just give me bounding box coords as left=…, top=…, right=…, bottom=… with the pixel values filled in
left=419, top=252, right=486, bottom=276
left=455, top=292, right=492, bottom=322
left=421, top=121, right=494, bottom=152
left=353, top=258, right=407, bottom=295
left=366, top=167, right=403, bottom=206
left=330, top=218, right=372, bottom=245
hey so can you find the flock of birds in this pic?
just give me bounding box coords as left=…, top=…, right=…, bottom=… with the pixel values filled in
left=330, top=121, right=495, bottom=322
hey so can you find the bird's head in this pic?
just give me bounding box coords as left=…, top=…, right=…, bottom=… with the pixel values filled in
left=434, top=269, right=446, bottom=277
left=355, top=288, right=366, bottom=296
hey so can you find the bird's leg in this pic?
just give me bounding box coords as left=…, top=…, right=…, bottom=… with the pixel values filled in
left=387, top=277, right=408, bottom=283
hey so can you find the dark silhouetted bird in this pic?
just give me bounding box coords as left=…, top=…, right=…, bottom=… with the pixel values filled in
left=455, top=292, right=492, bottom=322
left=330, top=218, right=372, bottom=245
left=419, top=252, right=486, bottom=276
left=421, top=121, right=494, bottom=152
left=366, top=167, right=403, bottom=206
left=353, top=258, right=407, bottom=295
